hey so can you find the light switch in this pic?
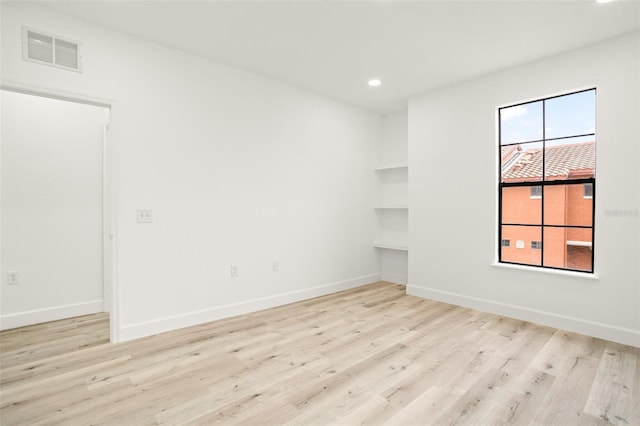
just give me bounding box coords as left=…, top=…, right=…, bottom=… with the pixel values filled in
left=137, top=209, right=153, bottom=223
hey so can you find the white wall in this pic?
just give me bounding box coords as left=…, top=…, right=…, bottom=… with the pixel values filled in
left=1, top=2, right=381, bottom=341
left=380, top=110, right=408, bottom=168
left=381, top=249, right=408, bottom=285
left=1, top=91, right=108, bottom=328
left=408, top=32, right=640, bottom=347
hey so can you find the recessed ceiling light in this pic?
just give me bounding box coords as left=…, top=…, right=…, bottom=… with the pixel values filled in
left=368, top=79, right=382, bottom=87
left=596, top=0, right=613, bottom=3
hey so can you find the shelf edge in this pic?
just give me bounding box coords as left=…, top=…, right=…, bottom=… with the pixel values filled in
left=375, top=164, right=408, bottom=171
left=373, top=243, right=409, bottom=251
left=374, top=205, right=408, bottom=209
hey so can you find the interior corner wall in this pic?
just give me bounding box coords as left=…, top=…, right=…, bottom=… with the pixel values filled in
left=381, top=110, right=408, bottom=167
left=0, top=2, right=381, bottom=341
left=407, top=32, right=640, bottom=347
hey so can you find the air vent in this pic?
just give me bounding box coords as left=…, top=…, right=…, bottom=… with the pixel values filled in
left=22, top=27, right=82, bottom=72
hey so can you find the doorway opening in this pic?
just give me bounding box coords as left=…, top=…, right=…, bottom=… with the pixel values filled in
left=0, top=88, right=115, bottom=343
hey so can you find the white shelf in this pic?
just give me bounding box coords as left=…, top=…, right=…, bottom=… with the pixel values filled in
left=374, top=205, right=408, bottom=210
left=374, top=242, right=408, bottom=251
left=375, top=164, right=408, bottom=172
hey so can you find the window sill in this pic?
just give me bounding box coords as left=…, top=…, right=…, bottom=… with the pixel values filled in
left=491, top=262, right=599, bottom=280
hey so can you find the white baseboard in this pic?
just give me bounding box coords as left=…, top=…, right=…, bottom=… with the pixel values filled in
left=0, top=300, right=104, bottom=330
left=382, top=273, right=408, bottom=285
left=119, top=273, right=382, bottom=342
left=406, top=285, right=640, bottom=348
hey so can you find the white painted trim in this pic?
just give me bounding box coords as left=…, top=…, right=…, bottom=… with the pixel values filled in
left=491, top=262, right=599, bottom=279
left=119, top=273, right=382, bottom=342
left=566, top=240, right=592, bottom=248
left=0, top=80, right=113, bottom=108
left=374, top=205, right=409, bottom=209
left=374, top=242, right=408, bottom=251
left=375, top=164, right=408, bottom=171
left=406, top=284, right=639, bottom=347
left=103, top=108, right=120, bottom=344
left=0, top=300, right=104, bottom=330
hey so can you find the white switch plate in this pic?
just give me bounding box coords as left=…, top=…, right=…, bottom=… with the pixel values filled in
left=272, top=261, right=280, bottom=272
left=7, top=271, right=19, bottom=285
left=230, top=265, right=238, bottom=277
left=137, top=209, right=153, bottom=223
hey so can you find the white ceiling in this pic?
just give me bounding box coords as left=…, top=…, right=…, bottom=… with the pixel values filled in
left=35, top=0, right=640, bottom=114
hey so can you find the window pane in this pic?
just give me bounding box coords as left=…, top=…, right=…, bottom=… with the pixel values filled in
left=501, top=186, right=541, bottom=225
left=543, top=227, right=565, bottom=269
left=544, top=137, right=595, bottom=181
left=584, top=183, right=593, bottom=198
left=530, top=186, right=542, bottom=198
left=500, top=225, right=542, bottom=266
left=501, top=141, right=543, bottom=183
left=567, top=246, right=593, bottom=272
left=543, top=227, right=592, bottom=272
left=543, top=184, right=593, bottom=227
left=545, top=90, right=596, bottom=140
left=500, top=101, right=543, bottom=145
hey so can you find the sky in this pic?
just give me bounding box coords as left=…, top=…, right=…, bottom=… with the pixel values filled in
left=500, top=89, right=596, bottom=146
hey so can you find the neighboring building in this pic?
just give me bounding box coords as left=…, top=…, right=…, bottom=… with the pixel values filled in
left=501, top=141, right=595, bottom=271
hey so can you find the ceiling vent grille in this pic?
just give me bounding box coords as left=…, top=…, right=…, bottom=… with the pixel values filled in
left=22, top=27, right=82, bottom=72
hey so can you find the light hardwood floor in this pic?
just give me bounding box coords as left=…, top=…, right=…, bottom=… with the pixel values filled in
left=1, top=282, right=638, bottom=425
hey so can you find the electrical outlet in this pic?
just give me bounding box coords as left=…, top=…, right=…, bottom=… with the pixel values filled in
left=272, top=261, right=280, bottom=272
left=7, top=271, right=19, bottom=285
left=136, top=209, right=153, bottom=223
left=230, top=265, right=238, bottom=277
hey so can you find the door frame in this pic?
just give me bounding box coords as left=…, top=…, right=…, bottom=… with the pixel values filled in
left=1, top=81, right=120, bottom=343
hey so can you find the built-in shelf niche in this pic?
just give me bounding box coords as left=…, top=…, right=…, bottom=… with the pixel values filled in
left=376, top=110, right=408, bottom=284
left=374, top=164, right=408, bottom=253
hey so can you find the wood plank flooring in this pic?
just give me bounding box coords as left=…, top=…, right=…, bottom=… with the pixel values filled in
left=1, top=282, right=638, bottom=425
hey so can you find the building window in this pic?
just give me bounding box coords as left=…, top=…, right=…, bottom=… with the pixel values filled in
left=499, top=89, right=595, bottom=273
left=530, top=185, right=542, bottom=198
left=584, top=183, right=593, bottom=198
left=501, top=239, right=510, bottom=247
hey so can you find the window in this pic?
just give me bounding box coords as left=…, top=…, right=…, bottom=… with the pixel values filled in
left=530, top=185, right=542, bottom=198
left=501, top=239, right=510, bottom=247
left=499, top=89, right=595, bottom=273
left=584, top=183, right=593, bottom=198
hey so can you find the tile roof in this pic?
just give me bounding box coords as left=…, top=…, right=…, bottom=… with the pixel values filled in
left=501, top=144, right=521, bottom=163
left=502, top=141, right=594, bottom=182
